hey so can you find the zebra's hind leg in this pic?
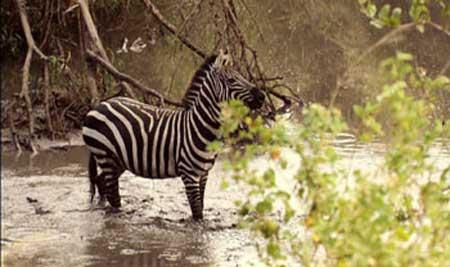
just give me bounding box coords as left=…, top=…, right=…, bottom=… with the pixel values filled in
left=104, top=169, right=124, bottom=212
left=95, top=173, right=106, bottom=206
left=199, top=176, right=208, bottom=213
left=181, top=174, right=203, bottom=220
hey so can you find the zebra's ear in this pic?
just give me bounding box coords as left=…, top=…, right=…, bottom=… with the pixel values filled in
left=214, top=49, right=233, bottom=70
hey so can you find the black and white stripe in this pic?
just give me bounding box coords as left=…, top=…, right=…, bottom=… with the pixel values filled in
left=82, top=52, right=265, bottom=220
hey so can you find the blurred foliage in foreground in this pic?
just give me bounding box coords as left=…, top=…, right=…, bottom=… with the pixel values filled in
left=213, top=50, right=449, bottom=266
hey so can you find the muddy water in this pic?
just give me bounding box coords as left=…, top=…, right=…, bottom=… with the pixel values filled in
left=1, top=147, right=256, bottom=267
left=2, top=136, right=450, bottom=266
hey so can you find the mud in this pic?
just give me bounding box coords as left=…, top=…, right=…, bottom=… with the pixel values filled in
left=1, top=146, right=257, bottom=267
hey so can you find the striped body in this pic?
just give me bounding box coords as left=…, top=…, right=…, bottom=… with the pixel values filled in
left=83, top=97, right=218, bottom=178
left=82, top=52, right=265, bottom=220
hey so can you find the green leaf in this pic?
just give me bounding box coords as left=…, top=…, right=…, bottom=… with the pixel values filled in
left=256, top=198, right=273, bottom=214
left=396, top=51, right=413, bottom=61
left=260, top=219, right=279, bottom=238
left=378, top=4, right=391, bottom=20
left=367, top=3, right=377, bottom=17
left=432, top=75, right=450, bottom=89
left=391, top=7, right=402, bottom=26
left=267, top=240, right=284, bottom=259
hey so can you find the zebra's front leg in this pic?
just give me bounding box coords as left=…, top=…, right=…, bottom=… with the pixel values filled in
left=181, top=175, right=203, bottom=220
left=94, top=172, right=106, bottom=206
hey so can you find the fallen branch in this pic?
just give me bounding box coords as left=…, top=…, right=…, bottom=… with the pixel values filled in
left=86, top=49, right=183, bottom=107
left=142, top=0, right=207, bottom=59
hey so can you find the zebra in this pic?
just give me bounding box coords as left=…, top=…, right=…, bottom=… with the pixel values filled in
left=82, top=50, right=265, bottom=220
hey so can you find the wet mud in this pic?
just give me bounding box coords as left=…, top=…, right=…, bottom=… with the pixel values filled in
left=1, top=146, right=257, bottom=267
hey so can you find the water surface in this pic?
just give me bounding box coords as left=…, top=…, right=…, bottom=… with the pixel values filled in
left=2, top=135, right=449, bottom=266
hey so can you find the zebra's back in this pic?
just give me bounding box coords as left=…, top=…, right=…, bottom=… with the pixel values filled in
left=82, top=97, right=182, bottom=178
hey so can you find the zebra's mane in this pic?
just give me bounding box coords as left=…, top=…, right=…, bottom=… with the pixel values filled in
left=182, top=54, right=218, bottom=108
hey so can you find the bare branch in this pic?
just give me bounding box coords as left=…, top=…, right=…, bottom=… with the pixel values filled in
left=86, top=49, right=183, bottom=107
left=15, top=0, right=48, bottom=60
left=142, top=0, right=207, bottom=58
left=427, top=21, right=450, bottom=38
left=77, top=0, right=109, bottom=61
left=77, top=0, right=139, bottom=103
left=439, top=59, right=450, bottom=76
left=177, top=0, right=205, bottom=35
left=352, top=23, right=415, bottom=70
left=21, top=47, right=37, bottom=153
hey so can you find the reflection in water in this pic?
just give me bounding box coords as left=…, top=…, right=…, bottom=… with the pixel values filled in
left=84, top=219, right=212, bottom=267
left=1, top=146, right=88, bottom=177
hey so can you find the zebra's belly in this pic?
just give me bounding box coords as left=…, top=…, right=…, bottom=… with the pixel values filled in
left=140, top=165, right=179, bottom=179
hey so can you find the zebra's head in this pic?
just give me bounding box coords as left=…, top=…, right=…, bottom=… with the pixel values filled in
left=212, top=50, right=265, bottom=110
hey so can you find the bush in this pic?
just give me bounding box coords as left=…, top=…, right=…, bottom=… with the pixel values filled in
left=213, top=51, right=450, bottom=266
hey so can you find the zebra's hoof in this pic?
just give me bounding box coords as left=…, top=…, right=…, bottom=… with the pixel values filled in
left=192, top=215, right=204, bottom=221
left=105, top=206, right=122, bottom=214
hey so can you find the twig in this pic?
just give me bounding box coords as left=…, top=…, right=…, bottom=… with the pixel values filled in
left=142, top=0, right=207, bottom=59
left=329, top=22, right=416, bottom=107
left=118, top=81, right=137, bottom=99
left=354, top=23, right=415, bottom=70
left=63, top=4, right=79, bottom=15
left=439, top=59, right=450, bottom=76
left=43, top=62, right=54, bottom=139
left=177, top=0, right=204, bottom=36
left=426, top=21, right=450, bottom=38
left=86, top=49, right=183, bottom=107
left=238, top=0, right=265, bottom=43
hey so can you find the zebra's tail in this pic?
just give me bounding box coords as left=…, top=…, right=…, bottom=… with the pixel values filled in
left=88, top=153, right=97, bottom=203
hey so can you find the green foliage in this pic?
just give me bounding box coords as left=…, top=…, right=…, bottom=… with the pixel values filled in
left=359, top=1, right=402, bottom=28
left=218, top=51, right=450, bottom=265
left=359, top=0, right=448, bottom=31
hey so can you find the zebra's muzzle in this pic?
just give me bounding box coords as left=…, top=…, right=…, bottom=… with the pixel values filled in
left=246, top=88, right=265, bottom=110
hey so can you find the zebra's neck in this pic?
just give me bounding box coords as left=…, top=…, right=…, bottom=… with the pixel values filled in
left=183, top=92, right=222, bottom=147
